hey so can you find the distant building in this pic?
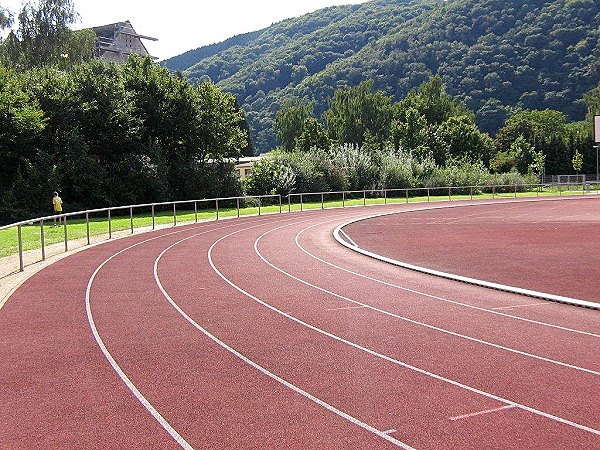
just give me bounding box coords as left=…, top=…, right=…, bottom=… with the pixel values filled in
left=235, top=156, right=265, bottom=179
left=92, top=20, right=157, bottom=63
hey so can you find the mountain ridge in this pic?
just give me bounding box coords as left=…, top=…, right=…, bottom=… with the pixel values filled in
left=163, top=0, right=600, bottom=152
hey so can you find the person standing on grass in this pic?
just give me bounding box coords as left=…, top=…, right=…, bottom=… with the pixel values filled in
left=52, top=191, right=63, bottom=226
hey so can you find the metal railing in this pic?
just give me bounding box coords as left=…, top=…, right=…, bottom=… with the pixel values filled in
left=1, top=182, right=598, bottom=274
left=0, top=194, right=281, bottom=273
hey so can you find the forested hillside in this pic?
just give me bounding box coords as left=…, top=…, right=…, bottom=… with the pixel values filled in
left=163, top=0, right=600, bottom=152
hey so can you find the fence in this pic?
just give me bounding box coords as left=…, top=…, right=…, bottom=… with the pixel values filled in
left=1, top=182, right=598, bottom=275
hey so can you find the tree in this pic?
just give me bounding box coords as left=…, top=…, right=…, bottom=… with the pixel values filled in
left=435, top=115, right=494, bottom=166
left=2, top=0, right=94, bottom=69
left=388, top=107, right=427, bottom=152
left=495, top=109, right=568, bottom=154
left=0, top=65, right=46, bottom=194
left=0, top=5, right=13, bottom=33
left=399, top=75, right=474, bottom=126
left=323, top=79, right=393, bottom=147
left=572, top=150, right=583, bottom=174
left=295, top=117, right=330, bottom=152
left=274, top=99, right=314, bottom=151
left=584, top=82, right=600, bottom=118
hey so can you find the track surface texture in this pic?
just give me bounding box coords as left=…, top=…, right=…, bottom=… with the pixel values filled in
left=341, top=197, right=600, bottom=304
left=1, top=197, right=599, bottom=449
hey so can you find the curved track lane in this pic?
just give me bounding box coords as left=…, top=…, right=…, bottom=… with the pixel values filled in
left=1, top=198, right=599, bottom=449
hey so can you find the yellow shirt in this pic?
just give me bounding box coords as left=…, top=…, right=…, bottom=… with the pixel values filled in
left=53, top=196, right=63, bottom=212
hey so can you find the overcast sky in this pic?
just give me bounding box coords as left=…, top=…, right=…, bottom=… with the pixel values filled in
left=2, top=0, right=370, bottom=60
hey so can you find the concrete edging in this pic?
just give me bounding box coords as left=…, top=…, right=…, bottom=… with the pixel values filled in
left=333, top=197, right=600, bottom=310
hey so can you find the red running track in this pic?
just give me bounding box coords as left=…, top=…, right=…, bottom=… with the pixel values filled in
left=341, top=197, right=600, bottom=304
left=1, top=197, right=600, bottom=449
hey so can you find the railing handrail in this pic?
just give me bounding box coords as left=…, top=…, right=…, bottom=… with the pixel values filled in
left=0, top=193, right=282, bottom=232
left=1, top=181, right=598, bottom=273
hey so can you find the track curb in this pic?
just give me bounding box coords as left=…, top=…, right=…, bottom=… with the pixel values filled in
left=333, top=197, right=600, bottom=310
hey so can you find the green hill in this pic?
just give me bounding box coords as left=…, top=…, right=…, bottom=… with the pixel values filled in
left=163, top=0, right=600, bottom=152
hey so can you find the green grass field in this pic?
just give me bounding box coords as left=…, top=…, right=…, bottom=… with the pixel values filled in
left=1, top=185, right=596, bottom=260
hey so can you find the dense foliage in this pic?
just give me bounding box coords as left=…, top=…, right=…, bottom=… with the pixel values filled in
left=243, top=74, right=600, bottom=197
left=164, top=0, right=600, bottom=152
left=0, top=57, right=250, bottom=223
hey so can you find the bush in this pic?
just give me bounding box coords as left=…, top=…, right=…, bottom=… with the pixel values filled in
left=427, top=157, right=490, bottom=193
left=331, top=144, right=379, bottom=191
left=487, top=171, right=537, bottom=192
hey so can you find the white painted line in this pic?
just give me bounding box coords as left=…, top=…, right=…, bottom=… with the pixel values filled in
left=332, top=198, right=600, bottom=310
left=84, top=216, right=280, bottom=450
left=295, top=220, right=600, bottom=340
left=154, top=229, right=414, bottom=450
left=338, top=228, right=358, bottom=248
left=86, top=228, right=200, bottom=450
left=206, top=221, right=600, bottom=437
left=255, top=223, right=600, bottom=378
left=449, top=404, right=517, bottom=421
left=325, top=305, right=367, bottom=311
left=382, top=429, right=398, bottom=435
left=493, top=302, right=552, bottom=310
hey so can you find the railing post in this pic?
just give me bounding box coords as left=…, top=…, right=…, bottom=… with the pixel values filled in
left=300, top=194, right=303, bottom=211
left=40, top=220, right=46, bottom=260
left=514, top=183, right=517, bottom=198
left=237, top=198, right=241, bottom=218
left=216, top=199, right=219, bottom=221
left=195, top=201, right=198, bottom=223
left=321, top=193, right=324, bottom=209
left=108, top=209, right=112, bottom=239
left=493, top=185, right=496, bottom=199
left=279, top=195, right=282, bottom=214
left=152, top=204, right=155, bottom=230
left=427, top=188, right=430, bottom=202
left=85, top=213, right=90, bottom=245
left=342, top=191, right=345, bottom=208
left=130, top=207, right=134, bottom=233
left=406, top=189, right=409, bottom=203
left=363, top=190, right=366, bottom=206
left=258, top=197, right=261, bottom=216
left=449, top=187, right=452, bottom=201
left=17, top=224, right=24, bottom=272
left=470, top=186, right=473, bottom=200
left=63, top=216, right=68, bottom=252
left=173, top=203, right=177, bottom=226
left=384, top=189, right=387, bottom=205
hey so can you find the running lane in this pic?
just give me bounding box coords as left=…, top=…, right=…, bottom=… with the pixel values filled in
left=2, top=198, right=599, bottom=448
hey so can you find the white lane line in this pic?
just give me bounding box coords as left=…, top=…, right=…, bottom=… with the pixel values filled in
left=154, top=230, right=414, bottom=450
left=338, top=228, right=358, bottom=247
left=295, top=220, right=600, bottom=340
left=86, top=228, right=200, bottom=450
left=325, top=305, right=367, bottom=311
left=493, top=302, right=553, bottom=310
left=449, top=404, right=517, bottom=421
left=332, top=203, right=600, bottom=310
left=207, top=221, right=600, bottom=437
left=383, top=429, right=398, bottom=435
left=84, top=216, right=278, bottom=450
left=256, top=223, right=600, bottom=378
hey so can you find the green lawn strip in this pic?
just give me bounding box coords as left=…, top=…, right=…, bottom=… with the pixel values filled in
left=2, top=187, right=597, bottom=259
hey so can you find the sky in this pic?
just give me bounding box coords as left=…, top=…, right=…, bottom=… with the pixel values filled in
left=2, top=0, right=370, bottom=60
